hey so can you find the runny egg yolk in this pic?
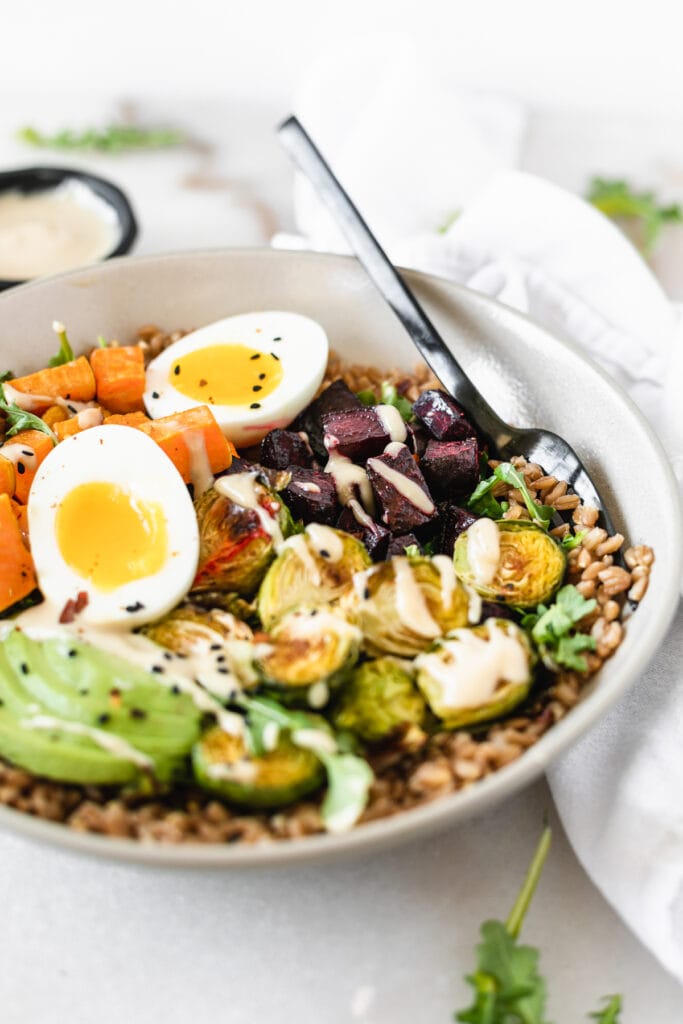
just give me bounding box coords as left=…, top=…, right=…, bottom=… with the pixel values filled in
left=56, top=482, right=168, bottom=592
left=169, top=343, right=284, bottom=405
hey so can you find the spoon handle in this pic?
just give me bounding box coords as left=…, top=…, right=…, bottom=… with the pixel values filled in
left=278, top=116, right=507, bottom=443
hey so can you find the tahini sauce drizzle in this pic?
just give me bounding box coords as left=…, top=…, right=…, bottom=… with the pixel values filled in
left=184, top=429, right=215, bottom=497
left=375, top=404, right=407, bottom=443
left=366, top=448, right=435, bottom=515
left=215, top=472, right=284, bottom=549
left=393, top=557, right=441, bottom=638
left=20, top=714, right=153, bottom=769
left=466, top=518, right=500, bottom=585
left=324, top=449, right=376, bottom=515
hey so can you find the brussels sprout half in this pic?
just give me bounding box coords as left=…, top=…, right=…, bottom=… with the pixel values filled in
left=453, top=519, right=566, bottom=609
left=192, top=482, right=295, bottom=598
left=192, top=726, right=324, bottom=809
left=256, top=606, right=361, bottom=708
left=257, top=528, right=371, bottom=629
left=142, top=605, right=253, bottom=655
left=344, top=556, right=470, bottom=657
left=333, top=657, right=427, bottom=743
left=415, top=618, right=535, bottom=729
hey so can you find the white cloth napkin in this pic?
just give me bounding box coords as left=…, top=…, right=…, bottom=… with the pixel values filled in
left=277, top=36, right=683, bottom=984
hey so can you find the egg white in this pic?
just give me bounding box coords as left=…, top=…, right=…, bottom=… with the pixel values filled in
left=28, top=425, right=199, bottom=627
left=143, top=311, right=329, bottom=447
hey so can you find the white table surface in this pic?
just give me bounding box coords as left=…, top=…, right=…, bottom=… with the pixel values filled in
left=1, top=94, right=682, bottom=1023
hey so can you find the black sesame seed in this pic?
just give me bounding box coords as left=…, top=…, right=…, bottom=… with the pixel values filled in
left=272, top=336, right=282, bottom=342
left=250, top=353, right=261, bottom=360
left=21, top=449, right=32, bottom=457
left=97, top=713, right=110, bottom=725
left=67, top=404, right=77, bottom=414
left=163, top=651, right=173, bottom=661
left=176, top=653, right=188, bottom=660
left=252, top=385, right=262, bottom=393
left=210, top=643, right=222, bottom=651
left=216, top=655, right=226, bottom=664
left=319, top=549, right=330, bottom=559
left=125, top=601, right=145, bottom=613
left=217, top=667, right=230, bottom=675
left=151, top=665, right=164, bottom=674
left=363, top=587, right=370, bottom=600
left=109, top=688, right=121, bottom=699
left=250, top=402, right=261, bottom=409
left=130, top=708, right=146, bottom=720
left=20, top=663, right=29, bottom=675
left=16, top=462, right=25, bottom=475
left=151, top=391, right=160, bottom=399
left=258, top=373, right=266, bottom=381
left=271, top=353, right=280, bottom=361
left=68, top=649, right=78, bottom=658
left=171, top=685, right=181, bottom=695
left=174, top=365, right=181, bottom=375
left=310, top=609, right=318, bottom=617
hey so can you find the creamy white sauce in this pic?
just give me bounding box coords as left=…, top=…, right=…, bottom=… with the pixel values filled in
left=305, top=523, right=344, bottom=562
left=293, top=480, right=321, bottom=494
left=465, top=585, right=483, bottom=624
left=20, top=714, right=153, bottom=769
left=375, top=405, right=407, bottom=443
left=215, top=472, right=284, bottom=550
left=347, top=497, right=374, bottom=530
left=0, top=443, right=36, bottom=470
left=291, top=727, right=337, bottom=755
left=393, top=557, right=441, bottom=638
left=280, top=533, right=321, bottom=584
left=2, top=381, right=93, bottom=417
left=383, top=440, right=408, bottom=457
left=75, top=407, right=104, bottom=431
left=366, top=449, right=435, bottom=515
left=0, top=182, right=119, bottom=280
left=466, top=518, right=501, bottom=585
left=415, top=620, right=529, bottom=710
left=324, top=450, right=375, bottom=515
left=308, top=681, right=330, bottom=709
left=206, top=759, right=258, bottom=783
left=185, top=429, right=215, bottom=498
left=432, top=554, right=457, bottom=611
left=262, top=721, right=280, bottom=752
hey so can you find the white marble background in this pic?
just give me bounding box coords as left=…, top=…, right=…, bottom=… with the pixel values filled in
left=2, top=5, right=683, bottom=1020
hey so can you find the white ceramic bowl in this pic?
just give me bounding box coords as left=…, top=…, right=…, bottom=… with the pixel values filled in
left=0, top=248, right=679, bottom=867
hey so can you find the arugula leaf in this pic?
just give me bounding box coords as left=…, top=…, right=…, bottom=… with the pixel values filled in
left=356, top=389, right=376, bottom=407
left=96, top=335, right=109, bottom=349
left=466, top=463, right=553, bottom=529
left=236, top=693, right=373, bottom=832
left=404, top=543, right=422, bottom=559
left=587, top=177, right=682, bottom=254
left=380, top=381, right=414, bottom=422
left=560, top=530, right=586, bottom=552
left=48, top=321, right=74, bottom=367
left=589, top=995, right=622, bottom=1023
left=521, top=585, right=596, bottom=671
left=0, top=371, right=13, bottom=383
left=17, top=123, right=186, bottom=153
left=0, top=384, right=57, bottom=443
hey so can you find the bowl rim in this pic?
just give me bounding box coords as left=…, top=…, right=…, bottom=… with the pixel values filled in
left=0, top=165, right=138, bottom=290
left=0, top=246, right=679, bottom=868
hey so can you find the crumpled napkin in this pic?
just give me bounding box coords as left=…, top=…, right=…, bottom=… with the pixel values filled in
left=275, top=36, right=683, bottom=983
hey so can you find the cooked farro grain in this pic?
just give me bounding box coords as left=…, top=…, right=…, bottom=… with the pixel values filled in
left=0, top=343, right=654, bottom=843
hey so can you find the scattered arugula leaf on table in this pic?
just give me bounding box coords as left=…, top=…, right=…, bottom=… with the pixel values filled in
left=521, top=585, right=596, bottom=671
left=0, top=384, right=56, bottom=443
left=586, top=177, right=682, bottom=254
left=17, top=123, right=186, bottom=153
left=48, top=321, right=75, bottom=367
left=455, top=827, right=623, bottom=1023
left=467, top=463, right=554, bottom=529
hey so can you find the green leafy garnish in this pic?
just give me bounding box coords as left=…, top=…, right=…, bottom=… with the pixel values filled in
left=560, top=530, right=586, bottom=552
left=467, top=463, right=554, bottom=529
left=521, top=585, right=596, bottom=672
left=48, top=321, right=74, bottom=367
left=456, top=827, right=623, bottom=1023
left=0, top=384, right=56, bottom=443
left=404, top=544, right=421, bottom=559
left=587, top=177, right=682, bottom=254
left=236, top=694, right=372, bottom=832
left=356, top=389, right=376, bottom=407
left=380, top=381, right=414, bottom=422
left=96, top=335, right=109, bottom=349
left=0, top=371, right=13, bottom=383
left=17, top=123, right=186, bottom=153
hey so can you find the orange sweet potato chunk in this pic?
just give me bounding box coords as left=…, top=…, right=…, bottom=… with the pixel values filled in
left=0, top=493, right=36, bottom=612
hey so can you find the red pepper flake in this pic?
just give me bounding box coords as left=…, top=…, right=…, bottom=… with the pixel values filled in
left=59, top=590, right=90, bottom=624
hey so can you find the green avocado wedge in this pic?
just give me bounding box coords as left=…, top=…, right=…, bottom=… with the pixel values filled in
left=0, top=629, right=202, bottom=786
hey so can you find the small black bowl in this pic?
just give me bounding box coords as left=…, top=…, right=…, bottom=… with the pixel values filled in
left=0, top=165, right=138, bottom=291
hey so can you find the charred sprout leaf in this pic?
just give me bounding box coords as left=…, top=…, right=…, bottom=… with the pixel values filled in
left=561, top=530, right=587, bottom=552
left=48, top=321, right=75, bottom=367
left=0, top=384, right=56, bottom=442
left=587, top=177, right=682, bottom=254
left=380, top=380, right=414, bottom=422
left=236, top=694, right=372, bottom=831
left=521, top=585, right=596, bottom=671
left=17, top=123, right=186, bottom=153
left=356, top=389, right=376, bottom=407
left=467, top=464, right=553, bottom=530
left=589, top=995, right=623, bottom=1023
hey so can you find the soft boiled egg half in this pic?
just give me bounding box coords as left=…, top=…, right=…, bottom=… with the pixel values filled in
left=143, top=311, right=329, bottom=447
left=28, top=425, right=199, bottom=627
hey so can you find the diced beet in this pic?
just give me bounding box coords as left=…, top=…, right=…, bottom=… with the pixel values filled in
left=337, top=506, right=390, bottom=561
left=413, top=389, right=476, bottom=441
left=420, top=437, right=479, bottom=496
left=322, top=407, right=389, bottom=461
left=387, top=533, right=422, bottom=558
left=259, top=429, right=313, bottom=470
left=291, top=379, right=362, bottom=461
left=479, top=601, right=519, bottom=624
left=366, top=443, right=437, bottom=533
left=282, top=467, right=339, bottom=526
left=438, top=503, right=478, bottom=557
left=406, top=420, right=429, bottom=459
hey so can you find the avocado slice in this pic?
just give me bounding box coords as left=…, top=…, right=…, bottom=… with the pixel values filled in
left=0, top=629, right=202, bottom=786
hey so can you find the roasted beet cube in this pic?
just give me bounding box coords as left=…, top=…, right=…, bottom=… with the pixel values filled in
left=420, top=437, right=479, bottom=496
left=366, top=442, right=436, bottom=533
left=282, top=468, right=339, bottom=526
left=413, top=389, right=476, bottom=441
left=480, top=601, right=519, bottom=624
left=387, top=533, right=422, bottom=558
left=438, top=503, right=478, bottom=557
left=259, top=429, right=313, bottom=470
left=291, top=379, right=362, bottom=461
left=322, top=407, right=390, bottom=462
left=406, top=420, right=429, bottom=459
left=337, top=505, right=390, bottom=561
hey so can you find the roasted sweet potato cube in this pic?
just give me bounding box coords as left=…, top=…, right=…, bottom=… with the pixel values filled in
left=420, top=437, right=479, bottom=495
left=282, top=468, right=339, bottom=526
left=366, top=443, right=436, bottom=533
left=322, top=407, right=389, bottom=462
left=413, top=389, right=476, bottom=441
left=259, top=429, right=313, bottom=470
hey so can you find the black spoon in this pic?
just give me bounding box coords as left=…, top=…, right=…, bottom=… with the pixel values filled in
left=278, top=114, right=620, bottom=540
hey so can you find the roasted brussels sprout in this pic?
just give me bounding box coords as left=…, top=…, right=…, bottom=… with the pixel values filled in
left=192, top=480, right=294, bottom=597
left=453, top=519, right=566, bottom=609
left=257, top=526, right=371, bottom=628
left=415, top=618, right=535, bottom=728
left=333, top=657, right=427, bottom=743
left=142, top=604, right=253, bottom=655
left=344, top=555, right=469, bottom=657
left=192, top=726, right=323, bottom=808
left=256, top=606, right=361, bottom=707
